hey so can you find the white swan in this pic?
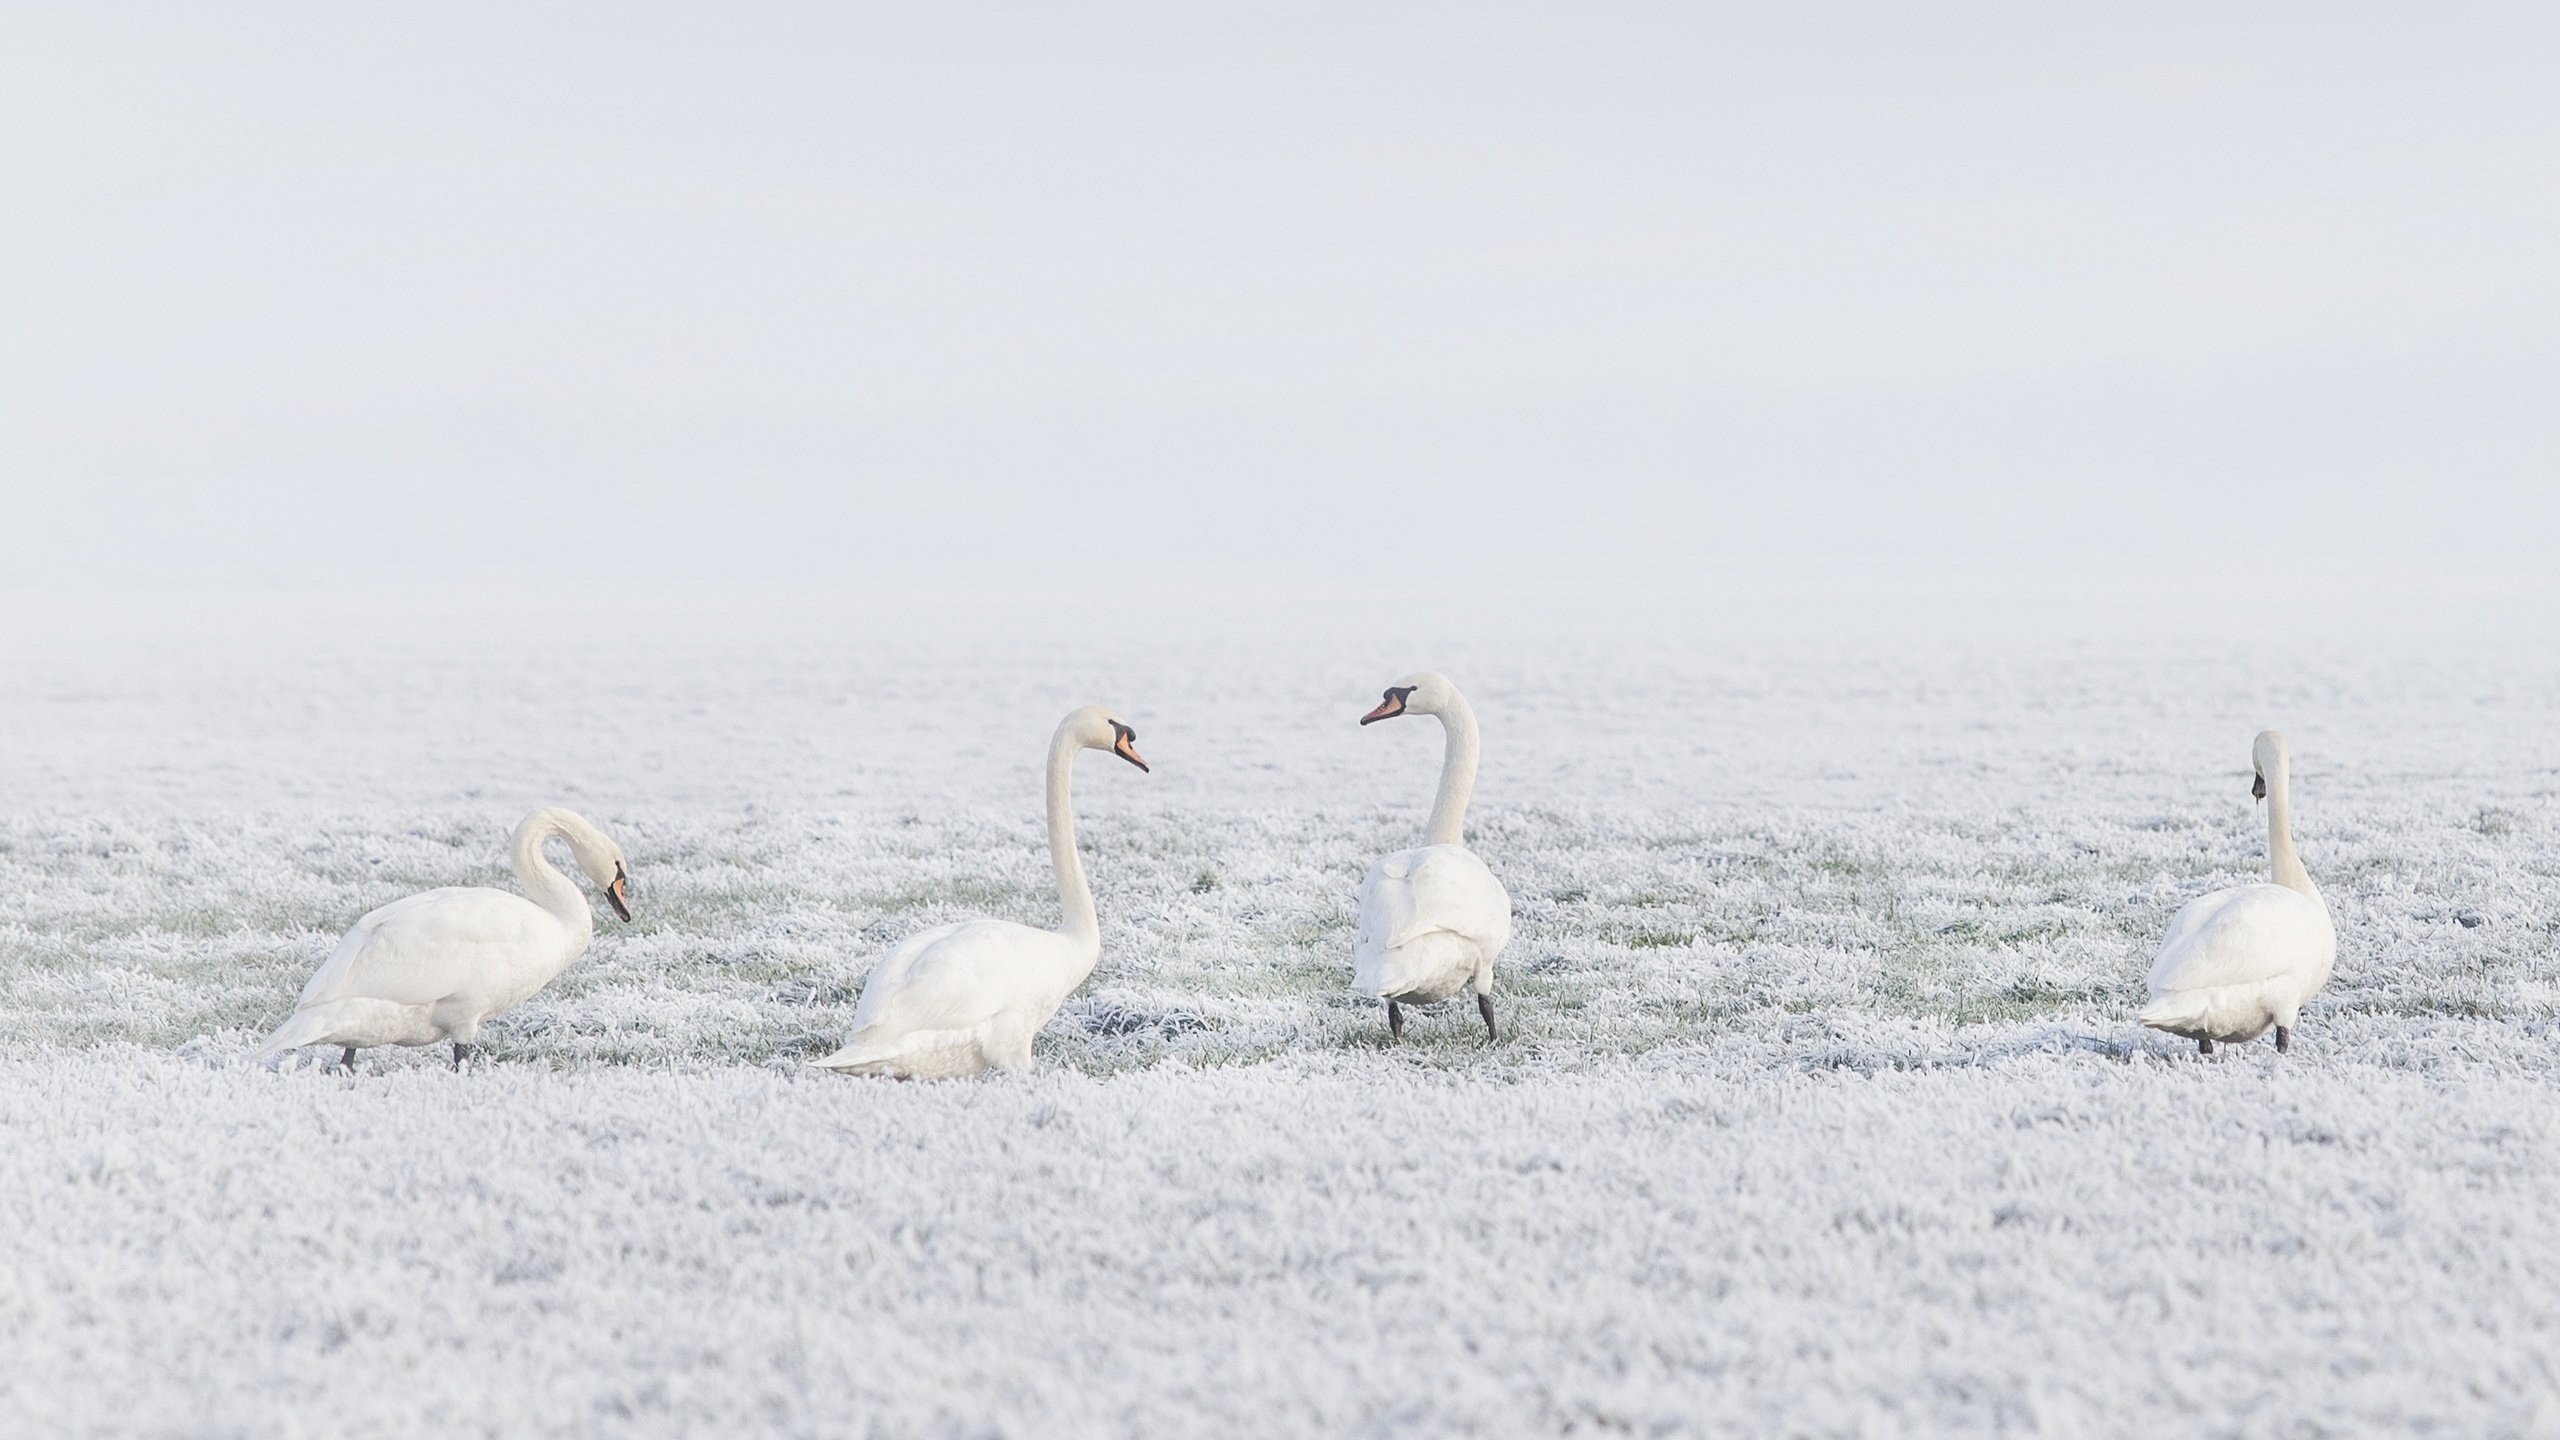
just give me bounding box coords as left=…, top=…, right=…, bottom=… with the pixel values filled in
left=2140, top=730, right=2337, bottom=1055
left=252, top=807, right=632, bottom=1068
left=1354, top=672, right=1513, bottom=1041
left=813, top=706, right=1150, bottom=1079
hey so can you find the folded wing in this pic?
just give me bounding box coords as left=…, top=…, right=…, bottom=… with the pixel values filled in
left=1355, top=845, right=1513, bottom=998
left=2146, top=884, right=2328, bottom=997
left=296, top=887, right=559, bottom=1009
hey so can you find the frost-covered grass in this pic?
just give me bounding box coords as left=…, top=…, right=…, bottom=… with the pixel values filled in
left=4, top=596, right=2560, bottom=1435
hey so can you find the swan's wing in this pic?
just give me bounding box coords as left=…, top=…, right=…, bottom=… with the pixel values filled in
left=2146, top=884, right=2331, bottom=995
left=1357, top=846, right=1513, bottom=955
left=845, top=920, right=1067, bottom=1039
left=842, top=923, right=964, bottom=1031
left=297, top=888, right=557, bottom=1008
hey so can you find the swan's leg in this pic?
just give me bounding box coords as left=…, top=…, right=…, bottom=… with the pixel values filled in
left=452, top=1041, right=477, bottom=1069
left=2197, top=1037, right=2214, bottom=1056
left=1477, top=993, right=1498, bottom=1043
left=2275, top=1025, right=2291, bottom=1054
left=338, top=1046, right=357, bottom=1070
left=1386, top=1001, right=1405, bottom=1041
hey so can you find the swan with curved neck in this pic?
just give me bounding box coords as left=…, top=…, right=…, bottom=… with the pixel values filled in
left=2140, top=731, right=2336, bottom=1055
left=1353, top=672, right=1513, bottom=1041
left=814, top=705, right=1149, bottom=1079
left=252, top=807, right=633, bottom=1068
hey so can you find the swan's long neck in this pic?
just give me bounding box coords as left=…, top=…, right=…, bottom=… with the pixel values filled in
left=510, top=815, right=596, bottom=945
left=1424, top=692, right=1482, bottom=848
left=1046, top=726, right=1100, bottom=948
left=2266, top=760, right=2317, bottom=899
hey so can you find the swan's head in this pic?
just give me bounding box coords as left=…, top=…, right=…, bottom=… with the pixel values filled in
left=537, top=808, right=633, bottom=921
left=1063, top=705, right=1150, bottom=772
left=2251, top=730, right=2289, bottom=802
left=1360, top=671, right=1455, bottom=725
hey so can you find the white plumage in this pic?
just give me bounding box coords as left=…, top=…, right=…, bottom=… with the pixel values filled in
left=252, top=807, right=632, bottom=1067
left=1355, top=844, right=1513, bottom=1003
left=816, top=921, right=1098, bottom=1079
left=813, top=705, right=1149, bottom=1079
left=1353, top=671, right=1513, bottom=1040
left=2140, top=731, right=2336, bottom=1054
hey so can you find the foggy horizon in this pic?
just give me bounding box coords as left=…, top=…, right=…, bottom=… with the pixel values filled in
left=5, top=3, right=2554, bottom=605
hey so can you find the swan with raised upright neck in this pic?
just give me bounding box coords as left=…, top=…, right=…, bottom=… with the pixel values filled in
left=1353, top=672, right=1513, bottom=1042
left=814, top=705, right=1149, bottom=1079
left=2140, top=730, right=2337, bottom=1055
left=252, top=807, right=633, bottom=1068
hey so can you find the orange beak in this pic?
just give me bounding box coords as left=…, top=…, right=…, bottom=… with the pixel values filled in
left=1114, top=737, right=1150, bottom=772
left=1360, top=695, right=1407, bottom=725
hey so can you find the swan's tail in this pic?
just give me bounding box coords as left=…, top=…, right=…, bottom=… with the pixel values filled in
left=1353, top=929, right=1478, bottom=1002
left=2137, top=990, right=2215, bottom=1036
left=810, top=1028, right=982, bottom=1080
left=809, top=1042, right=882, bottom=1073
left=248, top=1008, right=341, bottom=1063
left=248, top=997, right=432, bottom=1062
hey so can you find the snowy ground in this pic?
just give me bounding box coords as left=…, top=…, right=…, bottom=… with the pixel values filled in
left=5, top=594, right=2560, bottom=1436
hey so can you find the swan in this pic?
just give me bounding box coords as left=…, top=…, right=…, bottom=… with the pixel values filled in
left=813, top=706, right=1150, bottom=1079
left=2139, top=730, right=2337, bottom=1055
left=1354, top=671, right=1513, bottom=1042
left=251, top=807, right=632, bottom=1068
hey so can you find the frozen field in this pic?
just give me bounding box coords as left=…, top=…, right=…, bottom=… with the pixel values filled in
left=5, top=594, right=2560, bottom=1437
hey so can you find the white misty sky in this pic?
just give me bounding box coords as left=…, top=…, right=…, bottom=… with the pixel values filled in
left=1, top=3, right=2553, bottom=601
